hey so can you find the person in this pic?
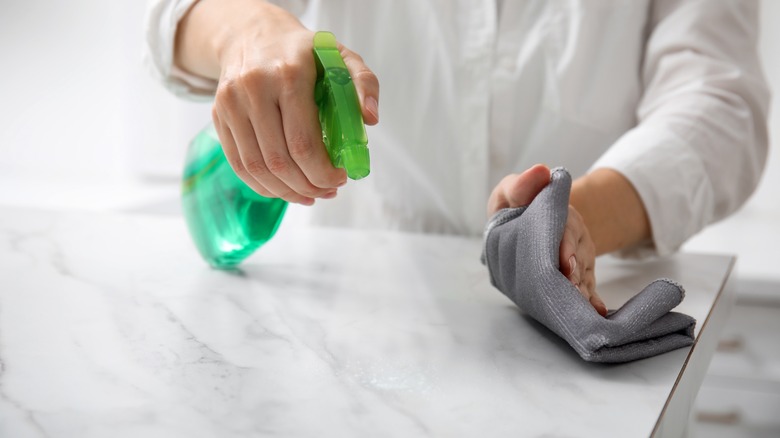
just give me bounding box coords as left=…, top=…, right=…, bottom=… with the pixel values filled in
left=145, top=0, right=769, bottom=316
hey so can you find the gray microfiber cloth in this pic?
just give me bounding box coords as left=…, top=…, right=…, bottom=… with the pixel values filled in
left=481, top=167, right=696, bottom=363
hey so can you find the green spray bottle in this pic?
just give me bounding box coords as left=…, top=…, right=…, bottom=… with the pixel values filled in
left=181, top=32, right=370, bottom=269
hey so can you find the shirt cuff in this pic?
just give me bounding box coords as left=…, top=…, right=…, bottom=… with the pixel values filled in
left=590, top=123, right=715, bottom=259
left=144, top=0, right=217, bottom=101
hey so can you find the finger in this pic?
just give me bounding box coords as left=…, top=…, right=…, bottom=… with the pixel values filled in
left=339, top=45, right=380, bottom=125
left=278, top=78, right=348, bottom=190
left=487, top=164, right=551, bottom=216
left=578, top=242, right=605, bottom=316
left=559, top=206, right=585, bottom=276
left=588, top=283, right=608, bottom=317
left=244, top=96, right=328, bottom=202
left=221, top=102, right=315, bottom=205
left=569, top=261, right=581, bottom=292
left=559, top=226, right=578, bottom=277
left=213, top=112, right=276, bottom=199
left=504, top=164, right=551, bottom=207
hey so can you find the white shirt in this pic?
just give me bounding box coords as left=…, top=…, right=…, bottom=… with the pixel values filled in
left=145, top=0, right=769, bottom=257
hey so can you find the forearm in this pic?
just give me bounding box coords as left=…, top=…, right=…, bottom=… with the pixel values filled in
left=174, top=0, right=303, bottom=79
left=570, top=169, right=651, bottom=256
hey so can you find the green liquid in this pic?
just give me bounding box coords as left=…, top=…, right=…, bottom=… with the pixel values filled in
left=181, top=125, right=287, bottom=269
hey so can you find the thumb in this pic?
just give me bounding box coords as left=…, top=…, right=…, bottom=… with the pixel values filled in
left=339, top=45, right=380, bottom=125
left=487, top=164, right=551, bottom=217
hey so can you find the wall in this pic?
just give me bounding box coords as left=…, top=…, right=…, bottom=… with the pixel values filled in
left=0, top=1, right=210, bottom=183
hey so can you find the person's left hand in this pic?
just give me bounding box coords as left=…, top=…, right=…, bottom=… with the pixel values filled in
left=487, top=164, right=608, bottom=317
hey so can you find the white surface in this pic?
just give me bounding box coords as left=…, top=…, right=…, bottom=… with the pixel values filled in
left=0, top=207, right=734, bottom=437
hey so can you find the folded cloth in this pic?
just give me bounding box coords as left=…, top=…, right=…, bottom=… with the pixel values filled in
left=481, top=167, right=696, bottom=363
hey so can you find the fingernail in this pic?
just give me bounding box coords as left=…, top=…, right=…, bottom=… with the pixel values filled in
left=568, top=255, right=576, bottom=273
left=365, top=96, right=379, bottom=120
left=322, top=190, right=337, bottom=199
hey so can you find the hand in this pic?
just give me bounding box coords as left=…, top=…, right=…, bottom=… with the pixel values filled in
left=487, top=164, right=608, bottom=317
left=176, top=0, right=380, bottom=205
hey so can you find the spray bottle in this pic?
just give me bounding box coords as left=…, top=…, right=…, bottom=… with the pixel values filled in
left=181, top=32, right=370, bottom=269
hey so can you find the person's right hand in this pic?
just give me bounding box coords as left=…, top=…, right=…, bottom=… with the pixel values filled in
left=176, top=0, right=380, bottom=205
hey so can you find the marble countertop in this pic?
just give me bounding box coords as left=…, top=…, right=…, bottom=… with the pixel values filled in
left=0, top=207, right=734, bottom=437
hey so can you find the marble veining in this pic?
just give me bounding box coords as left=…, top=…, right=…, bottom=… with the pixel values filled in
left=0, top=207, right=734, bottom=437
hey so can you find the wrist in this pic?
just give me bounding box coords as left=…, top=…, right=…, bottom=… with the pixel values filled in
left=570, top=168, right=651, bottom=256
left=175, top=0, right=304, bottom=79
left=212, top=1, right=304, bottom=68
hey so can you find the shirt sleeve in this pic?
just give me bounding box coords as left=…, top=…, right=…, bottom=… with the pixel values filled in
left=591, top=0, right=770, bottom=258
left=144, top=0, right=216, bottom=101
left=143, top=0, right=309, bottom=101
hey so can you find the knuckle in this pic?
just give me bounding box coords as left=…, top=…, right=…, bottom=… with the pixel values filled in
left=344, top=48, right=368, bottom=67
left=568, top=206, right=583, bottom=223
left=245, top=158, right=270, bottom=178
left=274, top=61, right=304, bottom=87
left=338, top=45, right=354, bottom=59
left=345, top=48, right=361, bottom=62
left=563, top=234, right=577, bottom=252
left=286, top=135, right=315, bottom=162
left=216, top=77, right=240, bottom=102
left=499, top=174, right=516, bottom=187
left=278, top=189, right=303, bottom=204
left=316, top=167, right=346, bottom=187
left=326, top=172, right=347, bottom=187
left=219, top=70, right=270, bottom=100
left=255, top=186, right=275, bottom=198
left=229, top=157, right=247, bottom=176
left=240, top=71, right=272, bottom=98
left=565, top=216, right=577, bottom=229
left=265, top=155, right=291, bottom=175
left=299, top=187, right=323, bottom=198
left=354, top=68, right=378, bottom=86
